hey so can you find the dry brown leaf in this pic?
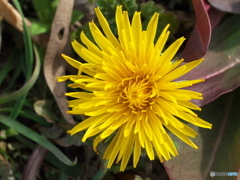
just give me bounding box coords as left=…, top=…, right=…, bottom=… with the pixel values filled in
left=0, top=0, right=31, bottom=32
left=0, top=0, right=49, bottom=48
left=44, top=0, right=75, bottom=125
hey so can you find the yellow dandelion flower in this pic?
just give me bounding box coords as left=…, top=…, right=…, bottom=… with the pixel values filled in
left=58, top=6, right=212, bottom=171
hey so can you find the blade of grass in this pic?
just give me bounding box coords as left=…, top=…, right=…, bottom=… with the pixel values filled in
left=0, top=108, right=50, bottom=127
left=12, top=0, right=33, bottom=78
left=44, top=151, right=81, bottom=178
left=0, top=51, right=14, bottom=86
left=9, top=94, right=27, bottom=120
left=5, top=53, right=22, bottom=91
left=9, top=0, right=34, bottom=120
left=0, top=114, right=76, bottom=166
left=17, top=135, right=81, bottom=178
left=0, top=46, right=40, bottom=103
left=21, top=110, right=50, bottom=127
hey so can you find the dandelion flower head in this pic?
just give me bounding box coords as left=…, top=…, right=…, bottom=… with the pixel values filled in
left=58, top=6, right=212, bottom=171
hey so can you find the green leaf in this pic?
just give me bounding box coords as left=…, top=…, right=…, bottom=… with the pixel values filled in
left=140, top=1, right=164, bottom=17
left=6, top=128, right=19, bottom=138
left=71, top=10, right=84, bottom=25
left=141, top=1, right=179, bottom=39
left=30, top=22, right=51, bottom=35
left=97, top=0, right=138, bottom=15
left=0, top=114, right=76, bottom=166
left=156, top=12, right=179, bottom=39
left=32, top=0, right=59, bottom=23
left=121, top=0, right=138, bottom=16
left=164, top=88, right=240, bottom=179
left=96, top=0, right=138, bottom=36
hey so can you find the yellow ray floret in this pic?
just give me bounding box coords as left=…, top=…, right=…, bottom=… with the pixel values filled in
left=58, top=5, right=212, bottom=171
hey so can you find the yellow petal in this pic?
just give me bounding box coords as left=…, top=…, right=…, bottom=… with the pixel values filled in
left=155, top=24, right=170, bottom=53
left=156, top=37, right=185, bottom=76
left=120, top=131, right=134, bottom=171
left=164, top=134, right=178, bottom=156
left=67, top=113, right=109, bottom=135
left=80, top=32, right=102, bottom=57
left=93, top=134, right=105, bottom=152
left=165, top=123, right=198, bottom=149
left=65, top=92, right=94, bottom=99
left=132, top=11, right=142, bottom=48
left=57, top=75, right=77, bottom=82
left=146, top=12, right=159, bottom=44
left=62, top=54, right=81, bottom=69
left=133, top=134, right=141, bottom=167
left=162, top=59, right=203, bottom=82
left=106, top=128, right=124, bottom=168
left=145, top=138, right=154, bottom=160
left=95, top=7, right=119, bottom=47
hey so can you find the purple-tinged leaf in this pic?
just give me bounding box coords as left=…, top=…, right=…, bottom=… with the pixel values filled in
left=208, top=0, right=240, bottom=14
left=207, top=7, right=225, bottom=30
left=164, top=89, right=240, bottom=180
left=22, top=145, right=47, bottom=180
left=181, top=0, right=211, bottom=61
left=179, top=15, right=240, bottom=107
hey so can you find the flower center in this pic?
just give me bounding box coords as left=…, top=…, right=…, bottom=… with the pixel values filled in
left=119, top=76, right=158, bottom=112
